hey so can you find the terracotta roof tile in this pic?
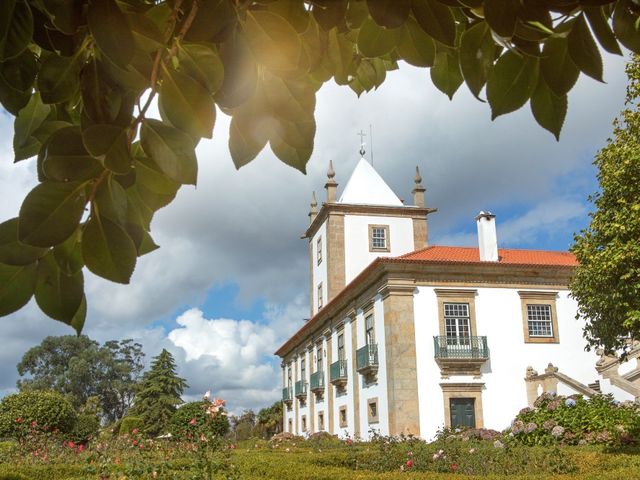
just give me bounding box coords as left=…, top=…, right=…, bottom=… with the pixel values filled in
left=399, top=246, right=577, bottom=266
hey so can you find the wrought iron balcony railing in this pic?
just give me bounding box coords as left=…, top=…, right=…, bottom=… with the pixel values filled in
left=330, top=359, right=348, bottom=387
left=433, top=336, right=489, bottom=360
left=356, top=344, right=378, bottom=377
left=310, top=370, right=325, bottom=393
left=282, top=386, right=292, bottom=403
left=294, top=380, right=307, bottom=399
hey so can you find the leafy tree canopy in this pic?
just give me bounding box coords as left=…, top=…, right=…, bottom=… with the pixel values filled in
left=16, top=335, right=145, bottom=422
left=571, top=55, right=640, bottom=354
left=130, top=348, right=187, bottom=436
left=0, top=0, right=639, bottom=332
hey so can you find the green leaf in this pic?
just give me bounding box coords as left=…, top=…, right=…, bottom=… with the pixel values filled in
left=184, top=0, right=237, bottom=43
left=13, top=92, right=51, bottom=162
left=95, top=176, right=128, bottom=226
left=357, top=17, right=401, bottom=58
left=530, top=77, right=567, bottom=141
left=69, top=295, right=86, bottom=334
left=568, top=15, right=604, bottom=82
left=37, top=53, right=83, bottom=104
left=140, top=119, right=198, bottom=185
left=0, top=0, right=33, bottom=61
left=430, top=51, right=463, bottom=100
left=88, top=0, right=134, bottom=68
left=262, top=73, right=316, bottom=122
left=177, top=43, right=225, bottom=94
left=411, top=0, right=456, bottom=47
left=82, top=215, right=137, bottom=284
left=159, top=63, right=215, bottom=140
left=35, top=253, right=84, bottom=323
left=244, top=10, right=303, bottom=73
left=327, top=28, right=356, bottom=85
left=52, top=228, right=84, bottom=275
left=613, top=0, right=640, bottom=54
left=483, top=0, right=518, bottom=38
left=229, top=103, right=270, bottom=169
left=127, top=11, right=165, bottom=54
left=0, top=49, right=36, bottom=114
left=267, top=0, right=310, bottom=33
left=83, top=124, right=131, bottom=174
left=42, top=127, right=103, bottom=182
left=367, top=0, right=411, bottom=29
left=312, top=0, right=347, bottom=31
left=0, top=262, right=37, bottom=317
left=0, top=218, right=47, bottom=266
left=269, top=118, right=315, bottom=173
left=487, top=51, right=538, bottom=120
left=396, top=16, right=436, bottom=67
left=584, top=6, right=622, bottom=55
left=18, top=181, right=87, bottom=248
left=214, top=34, right=257, bottom=110
left=459, top=21, right=494, bottom=99
left=138, top=231, right=159, bottom=257
left=133, top=154, right=181, bottom=196
left=540, top=36, right=580, bottom=96
left=80, top=58, right=125, bottom=125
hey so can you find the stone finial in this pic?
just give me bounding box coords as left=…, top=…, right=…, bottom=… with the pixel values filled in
left=309, top=191, right=318, bottom=224
left=525, top=366, right=538, bottom=379
left=325, top=160, right=337, bottom=203
left=544, top=363, right=558, bottom=375
left=411, top=166, right=426, bottom=207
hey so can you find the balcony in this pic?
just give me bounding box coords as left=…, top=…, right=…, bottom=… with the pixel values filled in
left=330, top=359, right=348, bottom=389
left=310, top=370, right=325, bottom=396
left=356, top=344, right=378, bottom=380
left=433, top=336, right=489, bottom=378
left=294, top=380, right=308, bottom=401
left=282, top=386, right=293, bottom=406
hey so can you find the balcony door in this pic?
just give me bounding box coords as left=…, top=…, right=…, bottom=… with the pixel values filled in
left=444, top=303, right=471, bottom=345
left=450, top=398, right=476, bottom=428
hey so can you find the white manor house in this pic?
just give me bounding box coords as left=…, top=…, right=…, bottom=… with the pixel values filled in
left=275, top=157, right=640, bottom=440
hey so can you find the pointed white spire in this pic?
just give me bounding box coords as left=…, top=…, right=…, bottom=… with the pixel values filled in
left=338, top=158, right=402, bottom=206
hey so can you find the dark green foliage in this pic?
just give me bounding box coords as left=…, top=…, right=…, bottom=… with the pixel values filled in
left=118, top=415, right=143, bottom=436
left=16, top=335, right=144, bottom=423
left=169, top=401, right=229, bottom=441
left=256, top=401, right=283, bottom=438
left=67, top=414, right=100, bottom=444
left=130, top=349, right=187, bottom=436
left=512, top=393, right=640, bottom=446
left=571, top=56, right=640, bottom=352
left=0, top=390, right=76, bottom=438
left=0, top=0, right=638, bottom=333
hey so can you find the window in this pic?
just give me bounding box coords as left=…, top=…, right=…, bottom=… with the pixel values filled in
left=317, top=283, right=323, bottom=309
left=301, top=357, right=306, bottom=381
left=368, top=398, right=379, bottom=424
left=365, top=313, right=375, bottom=345
left=288, top=419, right=293, bottom=433
left=339, top=405, right=347, bottom=428
left=527, top=304, right=553, bottom=337
left=287, top=364, right=292, bottom=388
left=518, top=291, right=560, bottom=344
left=316, top=346, right=323, bottom=372
left=337, top=332, right=345, bottom=361
left=301, top=415, right=307, bottom=432
left=369, top=224, right=390, bottom=252
left=444, top=303, right=471, bottom=344
left=441, top=383, right=484, bottom=429
left=317, top=236, right=322, bottom=265
left=318, top=412, right=324, bottom=431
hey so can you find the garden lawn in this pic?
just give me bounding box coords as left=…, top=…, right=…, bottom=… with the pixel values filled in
left=2, top=440, right=640, bottom=479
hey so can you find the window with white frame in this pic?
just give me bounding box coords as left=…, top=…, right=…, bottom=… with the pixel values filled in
left=317, top=236, right=322, bottom=265
left=365, top=313, right=375, bottom=345
left=316, top=346, right=322, bottom=372
left=337, top=332, right=345, bottom=361
left=369, top=225, right=390, bottom=252
left=317, top=283, right=323, bottom=309
left=301, top=357, right=306, bottom=381
left=527, top=304, right=553, bottom=337
left=444, top=303, right=471, bottom=344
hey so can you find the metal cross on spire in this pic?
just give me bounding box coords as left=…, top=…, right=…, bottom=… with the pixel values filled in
left=357, top=130, right=366, bottom=157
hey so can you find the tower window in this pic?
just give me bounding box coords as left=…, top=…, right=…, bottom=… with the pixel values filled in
left=369, top=225, right=390, bottom=252
left=317, top=283, right=323, bottom=309
left=317, top=236, right=322, bottom=265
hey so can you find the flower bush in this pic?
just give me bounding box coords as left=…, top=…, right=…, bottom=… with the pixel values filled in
left=168, top=400, right=229, bottom=441
left=0, top=391, right=76, bottom=439
left=118, top=415, right=144, bottom=436
left=511, top=393, right=640, bottom=446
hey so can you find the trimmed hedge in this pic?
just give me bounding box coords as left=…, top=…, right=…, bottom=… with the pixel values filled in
left=67, top=414, right=100, bottom=444
left=118, top=416, right=143, bottom=435
left=0, top=391, right=76, bottom=438
left=169, top=401, right=229, bottom=440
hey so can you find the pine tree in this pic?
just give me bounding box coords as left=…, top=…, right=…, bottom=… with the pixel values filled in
left=131, top=349, right=188, bottom=436
left=571, top=56, right=640, bottom=353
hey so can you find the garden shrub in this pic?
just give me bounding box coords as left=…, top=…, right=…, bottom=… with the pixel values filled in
left=511, top=393, right=640, bottom=446
left=0, top=391, right=76, bottom=439
left=67, top=414, right=100, bottom=444
left=118, top=416, right=143, bottom=435
left=168, top=401, right=229, bottom=440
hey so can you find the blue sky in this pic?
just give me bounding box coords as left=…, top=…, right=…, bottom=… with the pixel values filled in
left=0, top=54, right=631, bottom=414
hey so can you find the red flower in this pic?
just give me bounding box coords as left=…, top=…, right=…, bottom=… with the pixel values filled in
left=451, top=463, right=458, bottom=472
left=406, top=460, right=414, bottom=469
left=77, top=444, right=85, bottom=453
left=31, top=420, right=38, bottom=427
left=68, top=441, right=75, bottom=449
left=15, top=417, right=23, bottom=423
left=139, top=444, right=144, bottom=449
left=132, top=440, right=138, bottom=446
left=132, top=428, right=139, bottom=435
left=189, top=418, right=197, bottom=425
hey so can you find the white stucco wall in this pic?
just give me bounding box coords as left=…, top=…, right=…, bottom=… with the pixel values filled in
left=414, top=286, right=605, bottom=440
left=343, top=215, right=414, bottom=284
left=311, top=222, right=327, bottom=316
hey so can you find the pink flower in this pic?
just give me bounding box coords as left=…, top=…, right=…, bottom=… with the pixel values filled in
left=132, top=428, right=139, bottom=435
left=407, top=451, right=413, bottom=457
left=15, top=417, right=23, bottom=423
left=189, top=418, right=197, bottom=425
left=132, top=440, right=138, bottom=446
left=345, top=438, right=353, bottom=445
left=77, top=444, right=85, bottom=453
left=31, top=420, right=37, bottom=427
left=451, top=463, right=458, bottom=472
left=406, top=459, right=414, bottom=469
left=68, top=441, right=75, bottom=449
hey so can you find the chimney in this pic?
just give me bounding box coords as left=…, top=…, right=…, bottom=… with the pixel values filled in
left=325, top=160, right=337, bottom=203
left=476, top=211, right=498, bottom=262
